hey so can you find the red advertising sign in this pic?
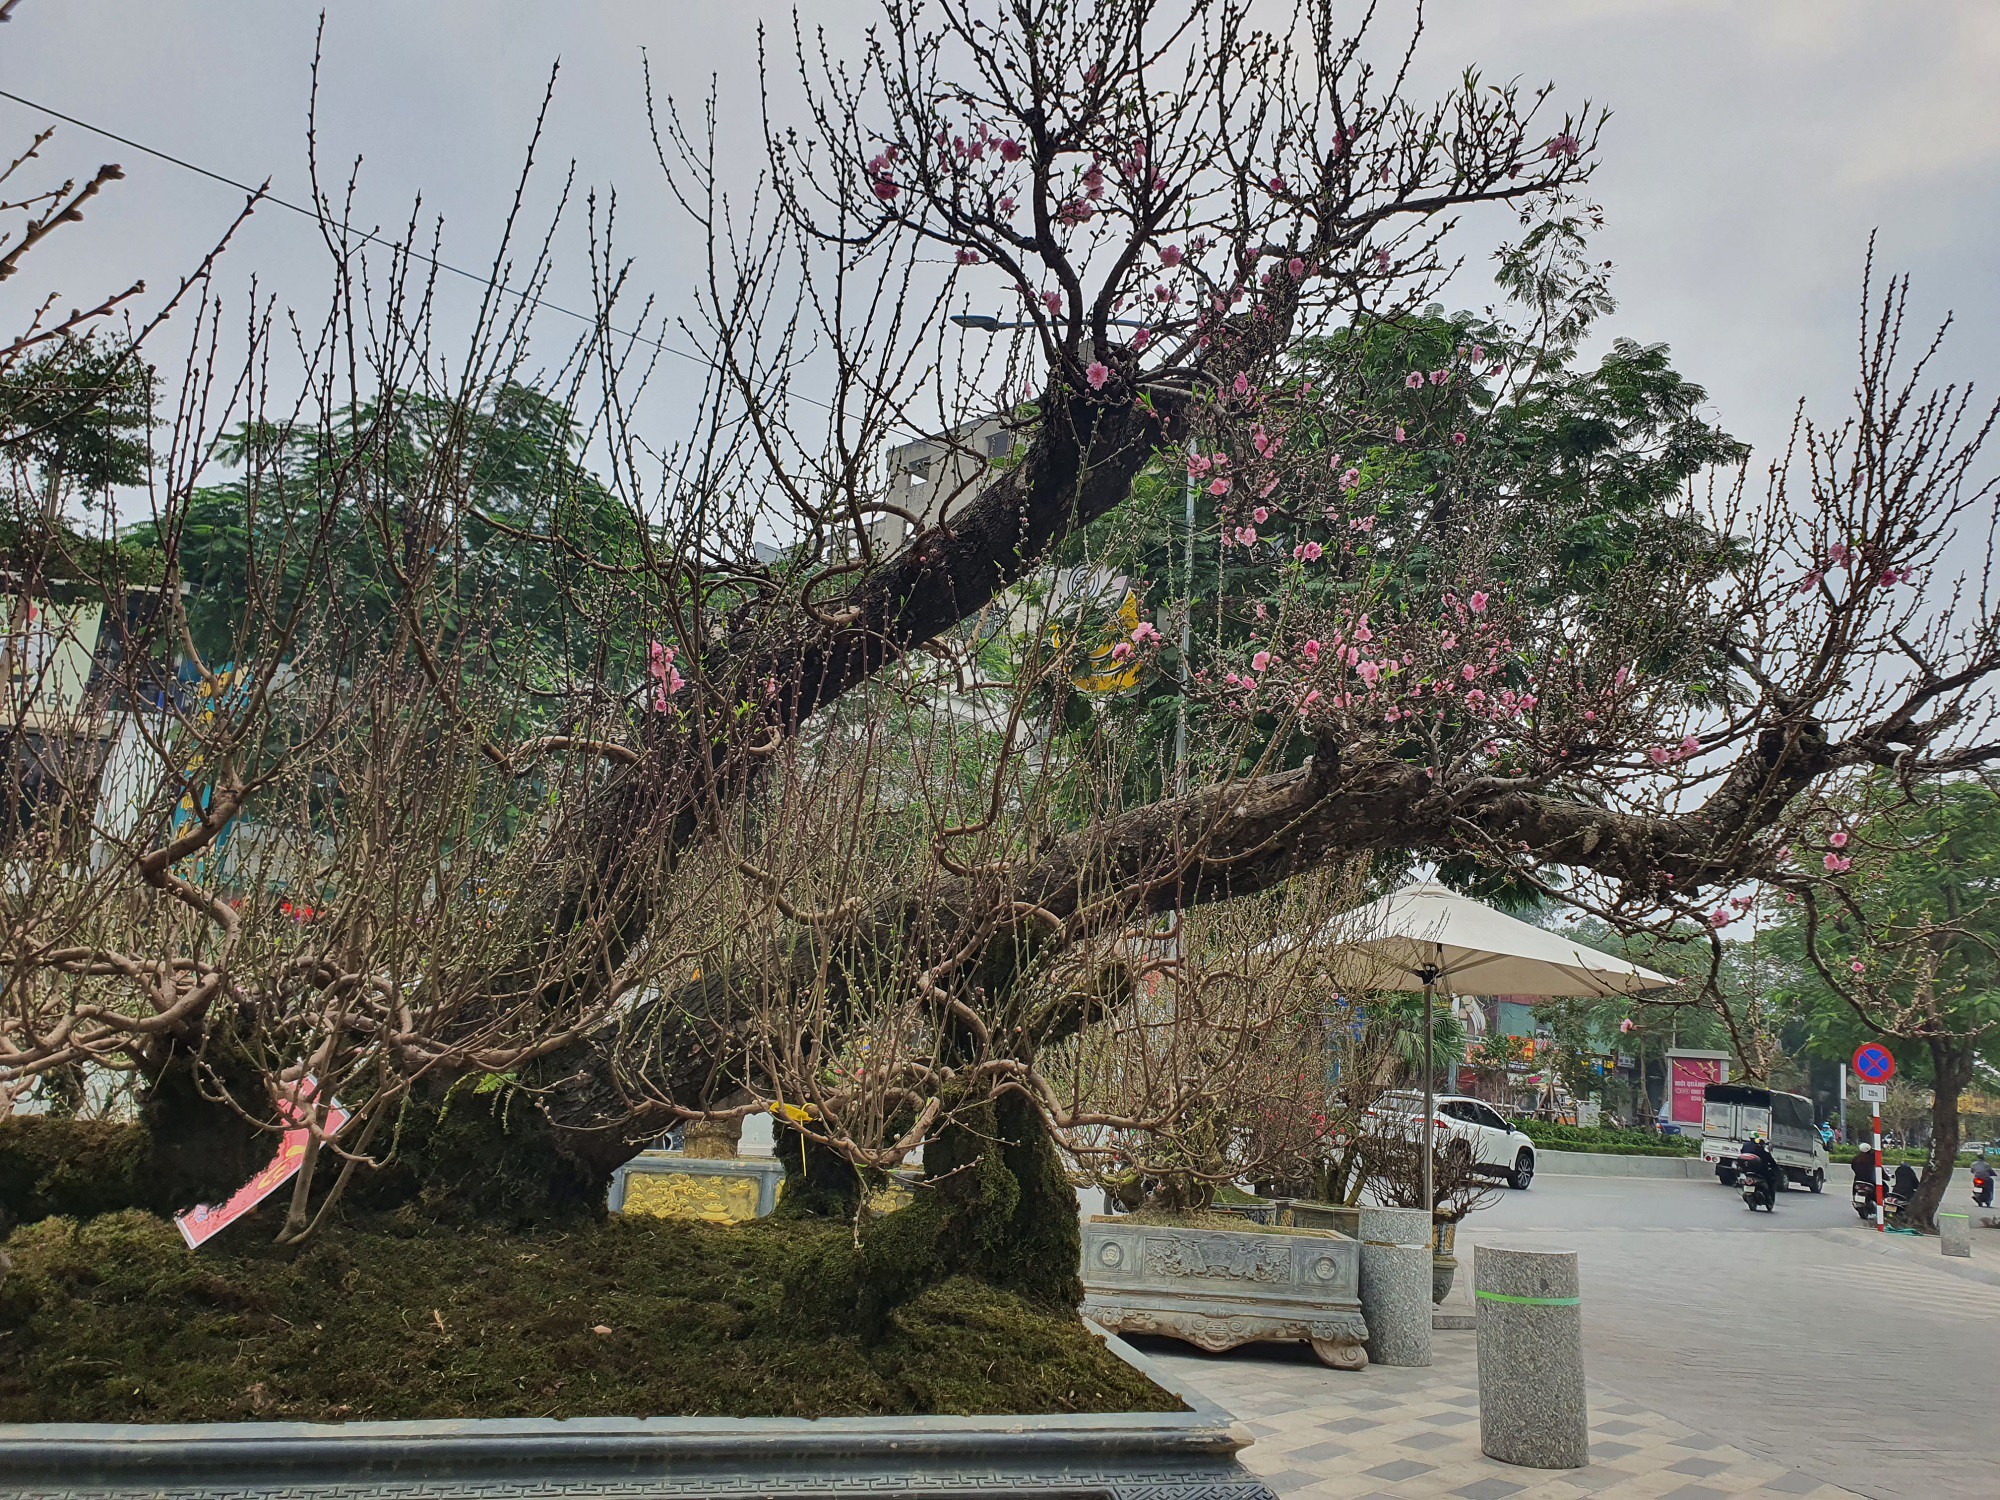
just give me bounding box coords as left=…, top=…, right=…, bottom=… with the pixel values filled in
left=1668, top=1055, right=1725, bottom=1125
left=175, top=1080, right=349, bottom=1249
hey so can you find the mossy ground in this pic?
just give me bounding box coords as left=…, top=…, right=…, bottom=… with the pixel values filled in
left=0, top=1208, right=1179, bottom=1424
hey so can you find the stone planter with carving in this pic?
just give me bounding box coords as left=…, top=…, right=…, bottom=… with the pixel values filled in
left=1080, top=1216, right=1369, bottom=1371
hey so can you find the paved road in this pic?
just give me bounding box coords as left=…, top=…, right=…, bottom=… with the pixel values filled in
left=1461, top=1171, right=2000, bottom=1499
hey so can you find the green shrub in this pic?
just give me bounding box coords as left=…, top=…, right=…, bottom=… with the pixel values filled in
left=1513, top=1121, right=1699, bottom=1156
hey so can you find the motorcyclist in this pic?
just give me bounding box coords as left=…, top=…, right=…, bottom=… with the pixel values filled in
left=1850, top=1143, right=1878, bottom=1188
left=1890, top=1161, right=1921, bottom=1209
left=1972, top=1155, right=1995, bottom=1209
left=1739, top=1132, right=1783, bottom=1203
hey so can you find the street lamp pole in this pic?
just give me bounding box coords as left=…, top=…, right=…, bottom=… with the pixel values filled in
left=1175, top=446, right=1193, bottom=790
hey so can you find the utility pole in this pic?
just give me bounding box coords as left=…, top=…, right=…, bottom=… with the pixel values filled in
left=1174, top=444, right=1194, bottom=791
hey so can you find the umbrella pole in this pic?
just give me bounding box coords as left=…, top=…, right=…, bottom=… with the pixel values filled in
left=1422, top=976, right=1435, bottom=1222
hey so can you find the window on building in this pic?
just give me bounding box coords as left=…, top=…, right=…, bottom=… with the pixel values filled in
left=985, top=431, right=1012, bottom=461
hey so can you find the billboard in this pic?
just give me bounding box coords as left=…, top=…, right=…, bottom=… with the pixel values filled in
left=1667, top=1050, right=1730, bottom=1127
left=1, top=597, right=104, bottom=720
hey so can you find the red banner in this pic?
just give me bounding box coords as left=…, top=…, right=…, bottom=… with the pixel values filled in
left=175, top=1080, right=349, bottom=1249
left=1669, top=1056, right=1723, bottom=1126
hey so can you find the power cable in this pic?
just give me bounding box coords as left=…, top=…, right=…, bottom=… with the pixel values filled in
left=0, top=84, right=929, bottom=442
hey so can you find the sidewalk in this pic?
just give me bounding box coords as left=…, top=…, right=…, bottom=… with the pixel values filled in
left=1143, top=1327, right=1860, bottom=1499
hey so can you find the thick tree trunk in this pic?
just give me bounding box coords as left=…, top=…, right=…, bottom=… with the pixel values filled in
left=1906, top=1038, right=1973, bottom=1233
left=779, top=1089, right=1082, bottom=1342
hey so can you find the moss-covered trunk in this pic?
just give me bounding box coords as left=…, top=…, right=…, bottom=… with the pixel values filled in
left=781, top=1091, right=1081, bottom=1341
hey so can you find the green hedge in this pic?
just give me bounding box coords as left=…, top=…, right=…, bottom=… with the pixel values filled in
left=1828, top=1144, right=1974, bottom=1168
left=1513, top=1121, right=1699, bottom=1156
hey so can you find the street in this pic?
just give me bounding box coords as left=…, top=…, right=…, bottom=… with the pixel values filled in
left=1147, top=1171, right=2000, bottom=1499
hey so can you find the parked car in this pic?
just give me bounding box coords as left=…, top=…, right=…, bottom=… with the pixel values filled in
left=1367, top=1091, right=1538, bottom=1189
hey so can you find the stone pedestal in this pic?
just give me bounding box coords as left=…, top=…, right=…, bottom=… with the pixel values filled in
left=1356, top=1206, right=1432, bottom=1368
left=1939, top=1210, right=1972, bottom=1258
left=1475, top=1245, right=1588, bottom=1470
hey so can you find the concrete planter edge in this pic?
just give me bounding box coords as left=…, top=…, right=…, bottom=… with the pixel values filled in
left=0, top=1332, right=1274, bottom=1499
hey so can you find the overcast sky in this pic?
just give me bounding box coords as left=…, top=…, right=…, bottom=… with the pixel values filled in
left=5, top=1, right=1998, bottom=475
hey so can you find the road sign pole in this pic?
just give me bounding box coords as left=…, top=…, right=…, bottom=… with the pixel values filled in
left=1874, top=1109, right=1884, bottom=1231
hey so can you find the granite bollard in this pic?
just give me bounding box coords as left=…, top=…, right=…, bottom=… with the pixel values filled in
left=1356, top=1206, right=1432, bottom=1368
left=1939, top=1210, right=1972, bottom=1258
left=1475, top=1245, right=1587, bottom=1469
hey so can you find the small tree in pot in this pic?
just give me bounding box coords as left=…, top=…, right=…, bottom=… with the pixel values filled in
left=1357, top=1118, right=1504, bottom=1302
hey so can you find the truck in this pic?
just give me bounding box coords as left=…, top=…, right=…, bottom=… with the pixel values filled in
left=1701, top=1082, right=1828, bottom=1193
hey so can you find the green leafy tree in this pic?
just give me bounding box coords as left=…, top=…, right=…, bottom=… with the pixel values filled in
left=129, top=382, right=652, bottom=682
left=1767, top=780, right=2000, bottom=1229
left=0, top=331, right=154, bottom=516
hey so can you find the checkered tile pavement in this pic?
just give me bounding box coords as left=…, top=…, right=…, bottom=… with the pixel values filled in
left=1139, top=1328, right=1859, bottom=1500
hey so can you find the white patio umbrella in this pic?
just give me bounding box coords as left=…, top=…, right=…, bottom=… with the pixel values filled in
left=1318, top=882, right=1678, bottom=1215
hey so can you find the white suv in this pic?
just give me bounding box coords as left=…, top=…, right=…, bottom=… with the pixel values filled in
left=1367, top=1091, right=1538, bottom=1189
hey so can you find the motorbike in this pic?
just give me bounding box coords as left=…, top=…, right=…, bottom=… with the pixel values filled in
left=1850, top=1175, right=1910, bottom=1222
left=1739, top=1152, right=1779, bottom=1212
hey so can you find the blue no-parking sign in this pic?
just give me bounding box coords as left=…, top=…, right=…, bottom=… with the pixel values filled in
left=1851, top=1042, right=1896, bottom=1083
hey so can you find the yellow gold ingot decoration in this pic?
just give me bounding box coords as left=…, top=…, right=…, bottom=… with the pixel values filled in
left=619, top=1167, right=764, bottom=1224
left=865, top=1180, right=914, bottom=1215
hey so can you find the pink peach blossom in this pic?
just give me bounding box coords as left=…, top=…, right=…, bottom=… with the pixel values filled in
left=1086, top=361, right=1110, bottom=390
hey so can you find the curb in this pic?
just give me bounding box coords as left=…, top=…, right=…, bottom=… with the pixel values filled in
left=1809, top=1224, right=2000, bottom=1293
left=1533, top=1149, right=1710, bottom=1180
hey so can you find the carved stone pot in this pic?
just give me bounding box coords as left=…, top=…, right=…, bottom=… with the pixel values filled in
left=1080, top=1216, right=1369, bottom=1371
left=1432, top=1216, right=1460, bottom=1305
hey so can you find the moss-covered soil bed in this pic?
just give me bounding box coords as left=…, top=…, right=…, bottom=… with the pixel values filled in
left=0, top=1209, right=1179, bottom=1425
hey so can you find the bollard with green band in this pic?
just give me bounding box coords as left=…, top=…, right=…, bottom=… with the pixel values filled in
left=1939, top=1211, right=1971, bottom=1258
left=1475, top=1245, right=1588, bottom=1469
